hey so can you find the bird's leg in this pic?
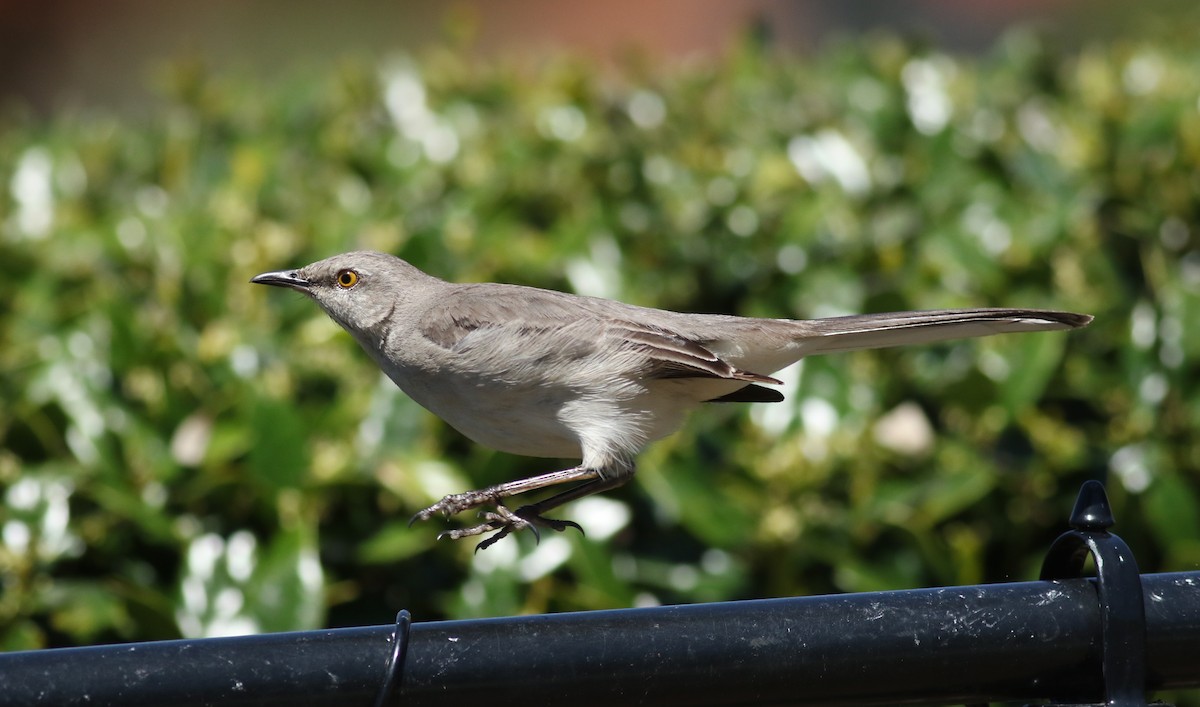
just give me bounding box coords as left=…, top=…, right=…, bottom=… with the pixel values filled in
left=410, top=465, right=603, bottom=525
left=511, top=475, right=631, bottom=528
left=441, top=474, right=634, bottom=551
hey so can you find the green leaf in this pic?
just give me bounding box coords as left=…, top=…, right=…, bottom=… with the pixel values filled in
left=247, top=397, right=309, bottom=491
left=247, top=527, right=325, bottom=633
left=46, top=582, right=133, bottom=642
left=999, top=331, right=1067, bottom=413
left=1144, top=472, right=1200, bottom=551
left=358, top=520, right=433, bottom=564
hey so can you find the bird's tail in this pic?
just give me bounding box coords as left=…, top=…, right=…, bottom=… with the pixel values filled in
left=791, top=308, right=1092, bottom=356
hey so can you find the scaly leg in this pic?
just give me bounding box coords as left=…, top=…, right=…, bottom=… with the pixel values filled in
left=443, top=474, right=634, bottom=551
left=410, top=465, right=603, bottom=524
left=413, top=460, right=637, bottom=550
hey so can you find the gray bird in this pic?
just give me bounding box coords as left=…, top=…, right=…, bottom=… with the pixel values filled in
left=252, top=251, right=1091, bottom=549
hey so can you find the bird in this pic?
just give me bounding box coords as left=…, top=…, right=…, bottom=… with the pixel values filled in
left=252, top=251, right=1091, bottom=549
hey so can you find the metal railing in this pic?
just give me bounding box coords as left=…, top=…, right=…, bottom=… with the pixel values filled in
left=3, top=482, right=1197, bottom=707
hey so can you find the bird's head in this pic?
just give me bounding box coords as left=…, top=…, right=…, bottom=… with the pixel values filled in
left=251, top=251, right=438, bottom=338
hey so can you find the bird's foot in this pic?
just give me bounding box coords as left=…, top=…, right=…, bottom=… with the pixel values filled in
left=410, top=489, right=500, bottom=526
left=437, top=504, right=583, bottom=552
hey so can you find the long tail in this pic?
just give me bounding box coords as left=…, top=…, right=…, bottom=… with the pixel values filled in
left=791, top=308, right=1092, bottom=356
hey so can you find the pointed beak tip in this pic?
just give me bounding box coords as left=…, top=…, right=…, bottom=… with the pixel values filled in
left=250, top=270, right=310, bottom=290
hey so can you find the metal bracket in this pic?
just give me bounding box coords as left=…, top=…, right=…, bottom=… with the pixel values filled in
left=1037, top=480, right=1157, bottom=707
left=373, top=609, right=412, bottom=707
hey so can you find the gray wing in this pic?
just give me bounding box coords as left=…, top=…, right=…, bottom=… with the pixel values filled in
left=418, top=283, right=782, bottom=385
left=613, top=321, right=781, bottom=384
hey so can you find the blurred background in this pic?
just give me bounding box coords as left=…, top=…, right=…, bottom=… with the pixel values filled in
left=1, top=0, right=1186, bottom=113
left=2, top=2, right=1199, bottom=702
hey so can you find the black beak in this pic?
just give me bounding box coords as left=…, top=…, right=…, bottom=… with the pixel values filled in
left=250, top=270, right=310, bottom=291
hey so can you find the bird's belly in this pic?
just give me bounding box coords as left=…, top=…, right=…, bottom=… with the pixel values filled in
left=448, top=408, right=584, bottom=459
left=384, top=368, right=722, bottom=464
left=392, top=373, right=585, bottom=459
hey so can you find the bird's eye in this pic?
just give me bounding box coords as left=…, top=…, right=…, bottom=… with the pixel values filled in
left=336, top=269, right=359, bottom=289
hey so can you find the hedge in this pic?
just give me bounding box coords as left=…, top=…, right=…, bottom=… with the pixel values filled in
left=1, top=29, right=1197, bottom=677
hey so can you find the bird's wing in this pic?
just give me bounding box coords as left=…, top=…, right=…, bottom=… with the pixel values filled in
left=417, top=283, right=601, bottom=350
left=418, top=284, right=781, bottom=385
left=612, top=321, right=782, bottom=384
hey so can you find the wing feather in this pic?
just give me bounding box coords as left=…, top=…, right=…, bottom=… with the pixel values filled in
left=614, top=323, right=781, bottom=384
left=418, top=284, right=782, bottom=385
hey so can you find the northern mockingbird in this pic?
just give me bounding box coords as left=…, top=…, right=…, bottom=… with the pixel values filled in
left=253, top=251, right=1091, bottom=549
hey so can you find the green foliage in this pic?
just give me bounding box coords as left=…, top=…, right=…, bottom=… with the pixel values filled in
left=1, top=32, right=1198, bottom=703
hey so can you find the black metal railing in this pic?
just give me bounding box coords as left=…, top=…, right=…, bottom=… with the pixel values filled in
left=2, top=482, right=1197, bottom=707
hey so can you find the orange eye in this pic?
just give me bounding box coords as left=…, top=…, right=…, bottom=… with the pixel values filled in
left=336, top=269, right=359, bottom=288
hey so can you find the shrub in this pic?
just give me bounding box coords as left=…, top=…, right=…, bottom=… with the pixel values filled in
left=1, top=31, right=1197, bottom=664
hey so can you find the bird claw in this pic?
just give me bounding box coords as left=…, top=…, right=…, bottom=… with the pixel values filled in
left=516, top=510, right=583, bottom=535
left=410, top=489, right=498, bottom=526
left=430, top=504, right=583, bottom=550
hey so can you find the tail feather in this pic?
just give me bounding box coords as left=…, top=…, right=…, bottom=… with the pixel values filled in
left=792, top=308, right=1092, bottom=356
